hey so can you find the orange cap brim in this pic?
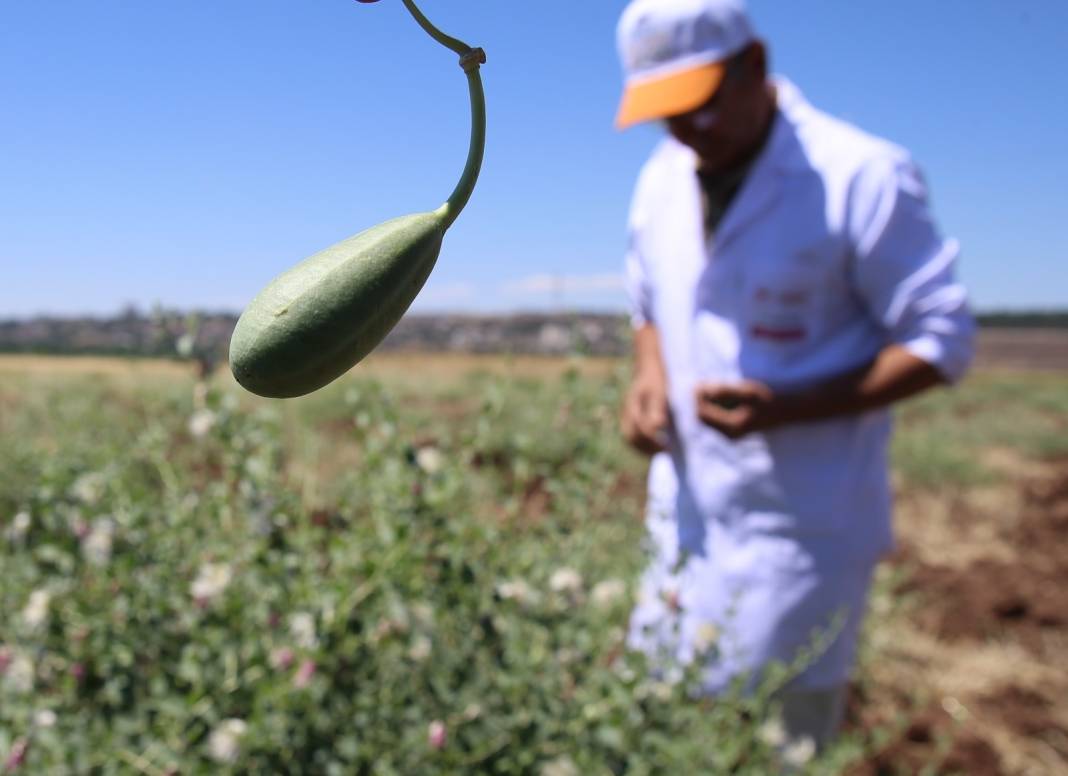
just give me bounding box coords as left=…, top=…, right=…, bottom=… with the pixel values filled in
left=615, top=62, right=727, bottom=129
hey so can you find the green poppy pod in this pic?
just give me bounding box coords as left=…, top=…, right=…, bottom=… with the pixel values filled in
left=230, top=0, right=485, bottom=398
left=229, top=210, right=447, bottom=398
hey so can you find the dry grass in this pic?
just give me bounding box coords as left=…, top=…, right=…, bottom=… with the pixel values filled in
left=0, top=352, right=621, bottom=383
left=0, top=354, right=193, bottom=378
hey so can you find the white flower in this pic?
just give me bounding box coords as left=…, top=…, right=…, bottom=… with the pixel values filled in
left=6, top=511, right=31, bottom=542
left=369, top=617, right=397, bottom=645
left=22, top=589, right=51, bottom=630
left=408, top=635, right=432, bottom=662
left=207, top=718, right=248, bottom=764
left=415, top=446, right=445, bottom=474
left=192, top=381, right=210, bottom=408
left=693, top=622, right=720, bottom=654
left=496, top=579, right=537, bottom=606
left=781, top=735, right=817, bottom=768
left=191, top=563, right=232, bottom=601
left=555, top=648, right=580, bottom=665
left=590, top=579, right=627, bottom=609
left=33, top=709, right=57, bottom=729
left=188, top=409, right=217, bottom=439
left=5, top=653, right=34, bottom=693
left=82, top=518, right=115, bottom=566
left=69, top=513, right=90, bottom=539
left=411, top=602, right=435, bottom=627
left=71, top=472, right=105, bottom=505
left=636, top=680, right=674, bottom=702
left=549, top=568, right=584, bottom=596
left=539, top=755, right=580, bottom=776
left=289, top=612, right=318, bottom=650
left=758, top=716, right=787, bottom=749
left=611, top=659, right=637, bottom=683
left=176, top=333, right=196, bottom=358
left=941, top=695, right=968, bottom=721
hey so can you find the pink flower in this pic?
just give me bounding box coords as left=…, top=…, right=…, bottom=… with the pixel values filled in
left=293, top=659, right=316, bottom=689
left=428, top=720, right=447, bottom=750
left=4, top=738, right=29, bottom=771
left=71, top=663, right=87, bottom=682
left=0, top=646, right=12, bottom=674
left=270, top=647, right=295, bottom=671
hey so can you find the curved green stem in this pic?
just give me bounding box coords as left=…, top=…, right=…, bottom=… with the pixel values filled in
left=399, top=0, right=469, bottom=56
left=400, top=0, right=486, bottom=229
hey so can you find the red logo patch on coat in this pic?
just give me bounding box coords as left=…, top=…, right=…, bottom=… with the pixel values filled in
left=750, top=285, right=810, bottom=342
left=751, top=325, right=807, bottom=342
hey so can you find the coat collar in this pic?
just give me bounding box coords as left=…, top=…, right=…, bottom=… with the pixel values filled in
left=668, top=76, right=812, bottom=254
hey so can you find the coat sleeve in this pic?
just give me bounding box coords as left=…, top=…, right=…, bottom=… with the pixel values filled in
left=624, top=182, right=655, bottom=329
left=848, top=155, right=976, bottom=383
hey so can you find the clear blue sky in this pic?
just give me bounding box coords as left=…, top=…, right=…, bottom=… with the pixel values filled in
left=2, top=0, right=1066, bottom=317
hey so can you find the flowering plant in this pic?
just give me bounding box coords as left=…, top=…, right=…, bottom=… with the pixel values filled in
left=0, top=363, right=851, bottom=773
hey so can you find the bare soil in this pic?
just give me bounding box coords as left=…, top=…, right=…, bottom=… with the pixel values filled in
left=973, top=329, right=1068, bottom=372
left=849, top=462, right=1068, bottom=775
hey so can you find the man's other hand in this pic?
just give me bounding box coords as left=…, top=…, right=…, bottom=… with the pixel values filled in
left=695, top=380, right=779, bottom=439
left=622, top=373, right=669, bottom=454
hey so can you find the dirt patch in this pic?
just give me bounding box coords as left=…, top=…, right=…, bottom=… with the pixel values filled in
left=520, top=474, right=553, bottom=519
left=900, top=556, right=1066, bottom=653
left=851, top=466, right=1068, bottom=774
left=847, top=705, right=1002, bottom=776
left=894, top=467, right=1068, bottom=654
left=1017, top=472, right=1068, bottom=574
left=976, top=686, right=1067, bottom=741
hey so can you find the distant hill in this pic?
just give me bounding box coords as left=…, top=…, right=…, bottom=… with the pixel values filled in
left=974, top=311, right=1068, bottom=329
left=0, top=310, right=633, bottom=361
left=1, top=308, right=1065, bottom=362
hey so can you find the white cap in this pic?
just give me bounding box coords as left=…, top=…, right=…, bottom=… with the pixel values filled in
left=615, top=0, right=756, bottom=129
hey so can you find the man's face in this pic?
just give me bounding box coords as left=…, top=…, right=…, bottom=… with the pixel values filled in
left=664, top=43, right=769, bottom=172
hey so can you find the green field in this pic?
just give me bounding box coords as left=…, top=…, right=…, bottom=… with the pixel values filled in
left=2, top=355, right=1066, bottom=774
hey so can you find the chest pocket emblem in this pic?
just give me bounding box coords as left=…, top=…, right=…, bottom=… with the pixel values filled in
left=750, top=285, right=811, bottom=343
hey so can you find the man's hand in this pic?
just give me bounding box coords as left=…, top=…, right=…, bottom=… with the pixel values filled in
left=623, top=324, right=671, bottom=455
left=695, top=347, right=948, bottom=439
left=622, top=372, right=670, bottom=454
left=695, top=380, right=779, bottom=440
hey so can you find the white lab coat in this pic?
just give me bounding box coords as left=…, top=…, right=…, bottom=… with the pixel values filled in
left=624, top=78, right=974, bottom=692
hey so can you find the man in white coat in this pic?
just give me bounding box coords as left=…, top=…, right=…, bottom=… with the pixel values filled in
left=615, top=0, right=975, bottom=752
